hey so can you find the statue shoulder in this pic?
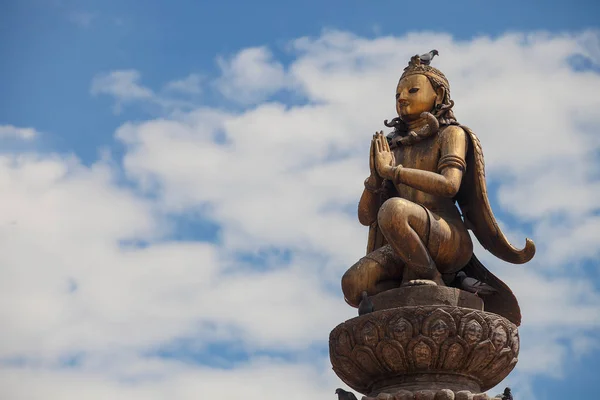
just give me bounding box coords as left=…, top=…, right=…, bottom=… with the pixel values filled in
left=438, top=125, right=469, bottom=154
left=439, top=124, right=467, bottom=140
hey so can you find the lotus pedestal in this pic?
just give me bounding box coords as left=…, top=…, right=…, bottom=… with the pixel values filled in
left=329, top=286, right=518, bottom=399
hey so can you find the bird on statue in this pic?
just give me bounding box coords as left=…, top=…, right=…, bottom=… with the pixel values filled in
left=455, top=271, right=498, bottom=296
left=358, top=291, right=374, bottom=315
left=501, top=387, right=513, bottom=400
left=335, top=388, right=358, bottom=400
left=419, top=49, right=439, bottom=65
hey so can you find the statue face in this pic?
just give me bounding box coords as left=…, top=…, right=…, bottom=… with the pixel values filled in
left=396, top=74, right=438, bottom=121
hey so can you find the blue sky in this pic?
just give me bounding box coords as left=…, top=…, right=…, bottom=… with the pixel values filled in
left=1, top=1, right=600, bottom=399
left=3, top=0, right=599, bottom=161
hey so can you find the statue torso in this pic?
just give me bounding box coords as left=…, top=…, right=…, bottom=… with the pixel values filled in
left=392, top=127, right=463, bottom=221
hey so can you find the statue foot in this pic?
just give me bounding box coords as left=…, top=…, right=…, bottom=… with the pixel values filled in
left=402, top=279, right=438, bottom=286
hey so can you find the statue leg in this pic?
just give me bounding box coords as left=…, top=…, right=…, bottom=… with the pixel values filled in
left=377, top=198, right=442, bottom=285
left=341, top=244, right=404, bottom=307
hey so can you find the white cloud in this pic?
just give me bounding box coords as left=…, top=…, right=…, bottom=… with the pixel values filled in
left=0, top=125, right=38, bottom=140
left=91, top=70, right=154, bottom=114
left=577, top=30, right=600, bottom=65
left=0, top=356, right=339, bottom=400
left=216, top=47, right=287, bottom=103
left=164, top=74, right=203, bottom=95
left=3, top=29, right=600, bottom=399
left=91, top=70, right=196, bottom=115
left=0, top=152, right=350, bottom=363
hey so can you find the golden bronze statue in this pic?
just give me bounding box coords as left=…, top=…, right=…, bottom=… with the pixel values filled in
left=341, top=53, right=535, bottom=325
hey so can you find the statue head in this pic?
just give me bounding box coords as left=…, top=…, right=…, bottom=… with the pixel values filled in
left=393, top=54, right=457, bottom=126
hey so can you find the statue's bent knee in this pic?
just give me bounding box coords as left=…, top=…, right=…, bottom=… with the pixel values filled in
left=341, top=245, right=404, bottom=307
left=341, top=255, right=381, bottom=307
left=378, top=198, right=411, bottom=225
left=341, top=268, right=362, bottom=307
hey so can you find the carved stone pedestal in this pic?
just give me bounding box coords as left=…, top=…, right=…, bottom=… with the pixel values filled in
left=329, top=287, right=519, bottom=399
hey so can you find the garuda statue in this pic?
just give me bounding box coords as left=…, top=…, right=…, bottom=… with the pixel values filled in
left=341, top=53, right=535, bottom=326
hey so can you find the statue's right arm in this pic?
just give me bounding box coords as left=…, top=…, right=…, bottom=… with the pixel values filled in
left=358, top=137, right=383, bottom=226
left=358, top=184, right=381, bottom=226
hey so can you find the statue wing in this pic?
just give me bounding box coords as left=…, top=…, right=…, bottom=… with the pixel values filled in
left=462, top=254, right=522, bottom=326
left=456, top=126, right=536, bottom=264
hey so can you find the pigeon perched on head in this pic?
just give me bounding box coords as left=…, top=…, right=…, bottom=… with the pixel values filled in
left=501, top=387, right=513, bottom=400
left=358, top=291, right=374, bottom=316
left=419, top=49, right=439, bottom=65
left=335, top=388, right=359, bottom=400
left=455, top=271, right=498, bottom=295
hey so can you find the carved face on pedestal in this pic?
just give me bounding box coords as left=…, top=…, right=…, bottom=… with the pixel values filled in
left=492, top=326, right=508, bottom=349
left=464, top=321, right=483, bottom=344
left=395, top=74, right=442, bottom=121
left=430, top=320, right=449, bottom=344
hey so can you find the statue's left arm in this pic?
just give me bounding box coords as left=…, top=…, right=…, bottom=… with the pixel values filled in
left=376, top=126, right=468, bottom=198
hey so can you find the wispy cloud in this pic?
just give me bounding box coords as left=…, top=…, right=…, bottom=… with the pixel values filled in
left=67, top=11, right=97, bottom=28
left=91, top=70, right=154, bottom=114
left=90, top=70, right=194, bottom=115
left=0, top=125, right=39, bottom=140
left=164, top=74, right=203, bottom=95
